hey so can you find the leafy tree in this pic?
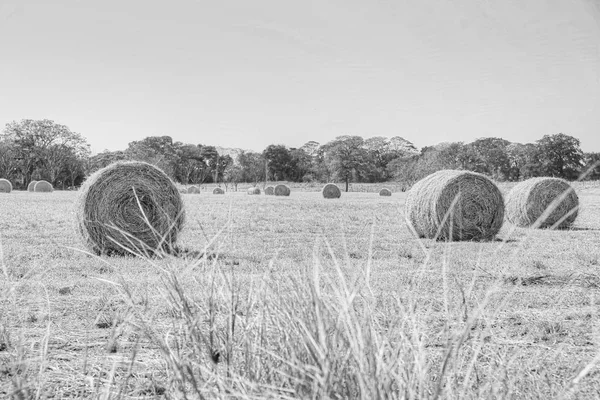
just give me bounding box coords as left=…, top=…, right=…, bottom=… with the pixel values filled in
left=87, top=150, right=128, bottom=174
left=505, top=143, right=542, bottom=180
left=322, top=136, right=368, bottom=192
left=126, top=136, right=178, bottom=178
left=2, top=119, right=90, bottom=186
left=288, top=148, right=312, bottom=182
left=536, top=133, right=583, bottom=179
left=467, top=137, right=511, bottom=180
left=223, top=162, right=244, bottom=191
left=263, top=144, right=293, bottom=181
left=0, top=140, right=19, bottom=182
left=237, top=151, right=265, bottom=184
left=173, top=143, right=205, bottom=184
left=582, top=152, right=600, bottom=180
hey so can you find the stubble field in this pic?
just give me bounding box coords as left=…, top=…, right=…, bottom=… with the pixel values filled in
left=1, top=186, right=600, bottom=399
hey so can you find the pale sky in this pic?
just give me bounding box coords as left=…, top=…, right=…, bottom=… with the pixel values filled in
left=1, top=0, right=599, bottom=154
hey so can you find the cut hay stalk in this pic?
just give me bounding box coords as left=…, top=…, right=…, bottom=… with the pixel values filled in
left=247, top=187, right=261, bottom=195
left=34, top=180, right=53, bottom=192
left=75, top=161, right=185, bottom=256
left=27, top=180, right=38, bottom=192
left=322, top=183, right=341, bottom=199
left=379, top=188, right=392, bottom=196
left=405, top=170, right=504, bottom=241
left=264, top=186, right=274, bottom=195
left=505, top=177, right=579, bottom=229
left=213, top=187, right=225, bottom=195
left=187, top=186, right=200, bottom=194
left=0, top=179, right=12, bottom=193
left=274, top=184, right=290, bottom=196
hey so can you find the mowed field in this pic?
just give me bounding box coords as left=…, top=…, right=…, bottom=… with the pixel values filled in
left=1, top=186, right=600, bottom=399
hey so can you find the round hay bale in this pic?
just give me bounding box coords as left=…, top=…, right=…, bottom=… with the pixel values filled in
left=405, top=170, right=504, bottom=241
left=264, top=186, right=274, bottom=195
left=505, top=177, right=579, bottom=229
left=187, top=186, right=200, bottom=194
left=379, top=188, right=392, bottom=196
left=27, top=180, right=38, bottom=192
left=75, top=161, right=185, bottom=256
left=274, top=184, right=291, bottom=196
left=179, top=188, right=188, bottom=194
left=247, top=187, right=261, bottom=195
left=213, top=187, right=225, bottom=195
left=0, top=179, right=12, bottom=193
left=322, top=183, right=341, bottom=199
left=34, top=180, right=53, bottom=192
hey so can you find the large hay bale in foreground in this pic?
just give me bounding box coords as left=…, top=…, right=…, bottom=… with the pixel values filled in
left=75, top=161, right=185, bottom=256
left=187, top=186, right=200, bottom=194
left=322, top=183, right=341, bottom=199
left=405, top=170, right=504, bottom=241
left=505, top=177, right=579, bottom=229
left=27, top=181, right=38, bottom=192
left=274, top=184, right=290, bottom=196
left=34, top=180, right=53, bottom=192
left=379, top=188, right=392, bottom=196
left=264, top=186, right=274, bottom=195
left=247, top=187, right=261, bottom=195
left=213, top=187, right=225, bottom=195
left=0, top=179, right=12, bottom=193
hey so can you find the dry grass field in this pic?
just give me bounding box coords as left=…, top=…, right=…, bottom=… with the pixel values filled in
left=1, top=186, right=600, bottom=398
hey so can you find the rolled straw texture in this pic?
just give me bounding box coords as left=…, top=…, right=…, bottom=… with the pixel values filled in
left=247, top=187, right=261, bottom=195
left=274, top=184, right=290, bottom=196
left=379, top=188, right=392, bottom=196
left=187, top=186, right=200, bottom=194
left=34, top=180, right=53, bottom=192
left=213, top=187, right=225, bottom=194
left=405, top=170, right=504, bottom=241
left=75, top=161, right=185, bottom=256
left=505, top=177, right=579, bottom=229
left=322, top=183, right=341, bottom=199
left=27, top=181, right=38, bottom=192
left=264, top=186, right=274, bottom=195
left=0, top=179, right=12, bottom=193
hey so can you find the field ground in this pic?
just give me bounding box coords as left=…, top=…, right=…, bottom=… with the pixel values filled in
left=1, top=186, right=600, bottom=398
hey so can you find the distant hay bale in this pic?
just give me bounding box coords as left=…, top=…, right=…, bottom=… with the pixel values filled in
left=322, top=183, right=341, bottom=199
left=75, top=161, right=185, bottom=256
left=247, top=187, right=261, bottom=195
left=187, top=186, right=200, bottom=194
left=379, top=188, right=392, bottom=196
left=274, top=184, right=290, bottom=196
left=179, top=188, right=188, bottom=194
left=34, top=180, right=53, bottom=192
left=27, top=181, right=38, bottom=192
left=213, top=187, right=225, bottom=195
left=505, top=177, right=579, bottom=229
left=265, top=186, right=274, bottom=195
left=405, top=170, right=504, bottom=241
left=0, top=179, right=12, bottom=193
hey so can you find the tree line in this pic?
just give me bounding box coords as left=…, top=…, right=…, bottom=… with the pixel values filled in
left=0, top=119, right=598, bottom=190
